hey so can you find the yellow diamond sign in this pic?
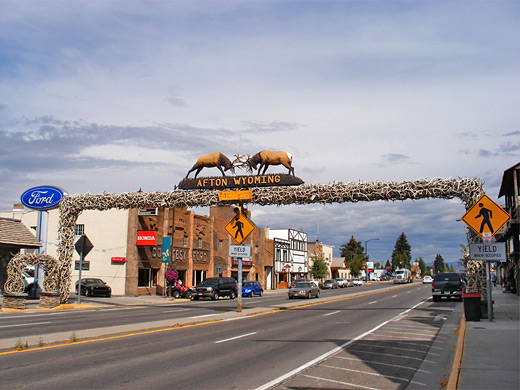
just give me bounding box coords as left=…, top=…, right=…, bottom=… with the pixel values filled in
left=225, top=212, right=256, bottom=245
left=461, top=194, right=510, bottom=237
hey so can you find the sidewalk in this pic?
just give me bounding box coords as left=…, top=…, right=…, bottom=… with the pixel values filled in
left=458, top=285, right=519, bottom=390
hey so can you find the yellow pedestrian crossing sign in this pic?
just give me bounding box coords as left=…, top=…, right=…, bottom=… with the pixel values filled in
left=461, top=194, right=510, bottom=238
left=225, top=212, right=256, bottom=245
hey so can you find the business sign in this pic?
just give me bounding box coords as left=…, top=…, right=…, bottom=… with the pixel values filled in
left=20, top=186, right=66, bottom=210
left=111, top=257, right=126, bottom=263
left=469, top=243, right=506, bottom=261
left=136, top=231, right=157, bottom=246
left=461, top=194, right=510, bottom=238
left=219, top=190, right=253, bottom=202
left=229, top=244, right=252, bottom=258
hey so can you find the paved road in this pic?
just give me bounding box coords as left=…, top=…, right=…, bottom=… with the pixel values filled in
left=0, top=283, right=461, bottom=389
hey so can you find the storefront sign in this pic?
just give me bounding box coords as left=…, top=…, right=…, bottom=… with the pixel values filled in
left=111, top=257, right=126, bottom=263
left=193, top=250, right=208, bottom=263
left=136, top=231, right=157, bottom=246
left=232, top=259, right=252, bottom=266
left=161, top=237, right=171, bottom=264
left=20, top=185, right=67, bottom=210
left=179, top=174, right=303, bottom=190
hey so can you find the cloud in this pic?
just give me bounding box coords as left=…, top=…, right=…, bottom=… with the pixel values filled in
left=377, top=153, right=411, bottom=167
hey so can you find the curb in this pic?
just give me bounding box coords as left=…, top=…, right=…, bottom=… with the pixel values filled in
left=447, top=314, right=466, bottom=390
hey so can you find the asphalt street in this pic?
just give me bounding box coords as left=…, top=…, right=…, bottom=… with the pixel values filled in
left=0, top=283, right=460, bottom=390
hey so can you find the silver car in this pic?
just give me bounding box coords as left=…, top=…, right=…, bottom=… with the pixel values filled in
left=288, top=281, right=320, bottom=299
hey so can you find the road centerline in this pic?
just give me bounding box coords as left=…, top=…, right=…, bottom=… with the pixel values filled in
left=215, top=332, right=257, bottom=344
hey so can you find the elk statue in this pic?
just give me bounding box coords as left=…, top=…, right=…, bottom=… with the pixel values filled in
left=247, top=150, right=295, bottom=176
left=185, top=152, right=235, bottom=179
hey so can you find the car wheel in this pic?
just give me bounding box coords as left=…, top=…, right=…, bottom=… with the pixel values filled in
left=212, top=292, right=219, bottom=300
left=432, top=296, right=440, bottom=302
left=316, top=291, right=320, bottom=298
left=192, top=296, right=199, bottom=300
left=307, top=291, right=312, bottom=299
left=172, top=290, right=180, bottom=299
left=107, top=293, right=111, bottom=298
left=288, top=296, right=293, bottom=299
left=259, top=290, right=263, bottom=297
left=185, top=291, right=192, bottom=299
left=230, top=291, right=236, bottom=299
left=84, top=289, right=89, bottom=297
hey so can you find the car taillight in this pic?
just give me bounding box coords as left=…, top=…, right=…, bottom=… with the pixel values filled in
left=432, top=281, right=435, bottom=288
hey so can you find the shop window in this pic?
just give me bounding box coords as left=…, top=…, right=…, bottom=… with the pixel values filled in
left=183, top=235, right=188, bottom=246
left=74, top=224, right=85, bottom=236
left=198, top=238, right=202, bottom=248
left=138, top=268, right=158, bottom=287
left=218, top=240, right=223, bottom=250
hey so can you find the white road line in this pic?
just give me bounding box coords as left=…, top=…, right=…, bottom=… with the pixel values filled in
left=392, top=295, right=398, bottom=298
left=0, top=321, right=51, bottom=328
left=256, top=298, right=429, bottom=390
left=407, top=291, right=412, bottom=294
left=215, top=332, right=257, bottom=344
left=323, top=311, right=340, bottom=316
left=190, top=314, right=216, bottom=319
left=347, top=349, right=434, bottom=363
left=320, top=364, right=407, bottom=383
left=162, top=309, right=190, bottom=313
left=333, top=355, right=430, bottom=373
left=368, top=301, right=378, bottom=305
left=303, top=375, right=380, bottom=390
left=0, top=312, right=68, bottom=319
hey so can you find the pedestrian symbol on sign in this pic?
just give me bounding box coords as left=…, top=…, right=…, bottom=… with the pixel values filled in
left=461, top=194, right=510, bottom=238
left=224, top=211, right=256, bottom=245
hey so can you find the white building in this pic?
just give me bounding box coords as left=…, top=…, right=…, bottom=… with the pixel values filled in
left=268, top=228, right=308, bottom=289
left=0, top=206, right=129, bottom=295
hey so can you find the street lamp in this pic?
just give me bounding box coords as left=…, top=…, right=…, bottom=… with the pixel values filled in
left=364, top=238, right=380, bottom=282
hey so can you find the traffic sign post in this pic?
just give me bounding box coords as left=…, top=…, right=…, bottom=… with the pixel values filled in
left=228, top=245, right=252, bottom=313
left=461, top=194, right=510, bottom=238
left=224, top=211, right=256, bottom=245
left=75, top=235, right=94, bottom=304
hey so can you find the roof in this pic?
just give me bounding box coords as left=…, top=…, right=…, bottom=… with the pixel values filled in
left=0, top=217, right=42, bottom=248
left=331, top=257, right=346, bottom=268
left=498, top=162, right=520, bottom=198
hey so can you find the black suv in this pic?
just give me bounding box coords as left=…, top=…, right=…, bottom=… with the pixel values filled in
left=432, top=272, right=465, bottom=302
left=192, top=277, right=237, bottom=300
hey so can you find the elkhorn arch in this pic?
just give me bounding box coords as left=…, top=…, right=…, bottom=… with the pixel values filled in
left=8, top=177, right=485, bottom=304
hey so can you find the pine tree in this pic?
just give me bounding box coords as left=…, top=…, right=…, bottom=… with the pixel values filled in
left=417, top=257, right=427, bottom=277
left=433, top=254, right=445, bottom=274
left=391, top=232, right=411, bottom=270
left=340, top=235, right=367, bottom=277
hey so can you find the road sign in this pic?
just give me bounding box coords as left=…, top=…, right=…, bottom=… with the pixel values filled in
left=469, top=242, right=506, bottom=261
left=461, top=194, right=510, bottom=238
left=75, top=235, right=94, bottom=258
left=219, top=190, right=253, bottom=201
left=224, top=212, right=256, bottom=245
left=74, top=260, right=90, bottom=271
left=229, top=244, right=252, bottom=258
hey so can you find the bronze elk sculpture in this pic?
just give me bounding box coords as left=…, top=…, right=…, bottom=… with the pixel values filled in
left=185, top=152, right=235, bottom=179
left=246, top=150, right=295, bottom=176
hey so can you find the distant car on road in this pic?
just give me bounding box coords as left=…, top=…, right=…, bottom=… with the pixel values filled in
left=75, top=278, right=111, bottom=297
left=288, top=279, right=310, bottom=289
left=352, top=279, right=363, bottom=286
left=323, top=279, right=338, bottom=289
left=431, top=272, right=465, bottom=301
left=242, top=281, right=263, bottom=297
left=335, top=278, right=347, bottom=287
left=422, top=276, right=433, bottom=284
left=288, top=281, right=320, bottom=299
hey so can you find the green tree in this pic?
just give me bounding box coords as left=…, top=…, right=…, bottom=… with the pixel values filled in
left=310, top=257, right=328, bottom=280
left=340, top=235, right=367, bottom=277
left=417, top=257, right=427, bottom=277
left=374, top=262, right=381, bottom=269
left=433, top=254, right=445, bottom=274
left=391, top=232, right=412, bottom=270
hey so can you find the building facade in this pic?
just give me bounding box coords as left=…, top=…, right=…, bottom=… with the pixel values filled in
left=268, top=228, right=308, bottom=288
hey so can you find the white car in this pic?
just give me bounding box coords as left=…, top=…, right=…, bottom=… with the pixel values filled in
left=351, top=279, right=363, bottom=286
left=422, top=275, right=433, bottom=284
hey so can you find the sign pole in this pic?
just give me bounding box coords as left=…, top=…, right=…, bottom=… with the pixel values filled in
left=77, top=237, right=85, bottom=305
left=486, top=260, right=493, bottom=321
left=237, top=257, right=242, bottom=312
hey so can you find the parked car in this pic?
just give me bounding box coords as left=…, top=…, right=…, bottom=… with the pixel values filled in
left=288, top=281, right=320, bottom=299
left=422, top=275, right=433, bottom=284
left=323, top=279, right=338, bottom=289
left=335, top=278, right=348, bottom=287
left=192, top=277, right=237, bottom=300
left=346, top=279, right=354, bottom=287
left=242, top=281, right=263, bottom=297
left=431, top=272, right=465, bottom=301
left=75, top=278, right=111, bottom=297
left=351, top=279, right=363, bottom=286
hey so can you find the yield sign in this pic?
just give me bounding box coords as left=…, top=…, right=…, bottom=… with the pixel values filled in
left=75, top=235, right=94, bottom=258
left=461, top=194, right=510, bottom=238
left=225, top=212, right=256, bottom=245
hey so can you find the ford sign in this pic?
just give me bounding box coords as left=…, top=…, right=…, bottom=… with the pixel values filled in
left=20, top=186, right=66, bottom=210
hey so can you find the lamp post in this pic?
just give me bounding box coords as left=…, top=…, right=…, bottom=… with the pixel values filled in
left=364, top=238, right=379, bottom=282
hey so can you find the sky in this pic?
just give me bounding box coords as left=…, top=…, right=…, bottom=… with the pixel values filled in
left=1, top=1, right=519, bottom=266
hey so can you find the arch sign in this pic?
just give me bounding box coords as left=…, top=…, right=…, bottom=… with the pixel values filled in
left=5, top=152, right=485, bottom=304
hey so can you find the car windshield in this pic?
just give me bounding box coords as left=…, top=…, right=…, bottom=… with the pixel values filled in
left=434, top=273, right=460, bottom=281
left=85, top=279, right=104, bottom=286
left=243, top=282, right=254, bottom=287
left=294, top=282, right=311, bottom=288
left=395, top=270, right=405, bottom=275
left=201, top=279, right=219, bottom=286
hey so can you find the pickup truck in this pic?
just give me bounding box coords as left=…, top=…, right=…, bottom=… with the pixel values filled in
left=192, top=277, right=237, bottom=300
left=432, top=272, right=465, bottom=301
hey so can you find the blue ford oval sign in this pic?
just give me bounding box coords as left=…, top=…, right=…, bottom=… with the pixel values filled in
left=20, top=186, right=66, bottom=210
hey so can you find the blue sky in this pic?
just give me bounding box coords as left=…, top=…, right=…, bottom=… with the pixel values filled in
left=1, top=1, right=518, bottom=264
